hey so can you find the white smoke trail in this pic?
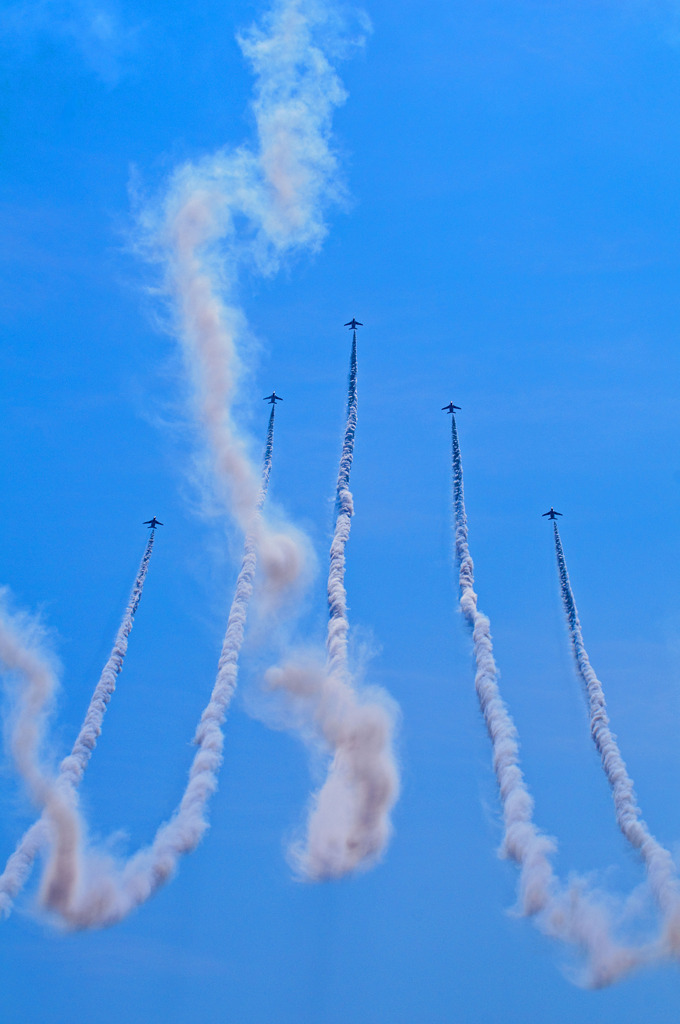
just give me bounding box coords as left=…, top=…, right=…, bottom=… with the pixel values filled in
left=141, top=0, right=355, bottom=568
left=267, top=332, right=400, bottom=881
left=0, top=531, right=156, bottom=918
left=0, top=408, right=276, bottom=928
left=449, top=413, right=645, bottom=986
left=552, top=521, right=680, bottom=951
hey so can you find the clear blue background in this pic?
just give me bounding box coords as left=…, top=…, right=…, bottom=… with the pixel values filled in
left=3, top=1, right=680, bottom=1020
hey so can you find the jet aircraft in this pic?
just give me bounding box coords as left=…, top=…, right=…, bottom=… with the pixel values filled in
left=542, top=508, right=562, bottom=520
left=442, top=402, right=461, bottom=414
left=344, top=318, right=363, bottom=330
left=263, top=392, right=283, bottom=404
left=143, top=517, right=164, bottom=529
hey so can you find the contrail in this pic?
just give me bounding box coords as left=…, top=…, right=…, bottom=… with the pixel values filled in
left=2, top=408, right=277, bottom=928
left=551, top=520, right=680, bottom=951
left=0, top=530, right=156, bottom=918
left=449, top=412, right=643, bottom=985
left=267, top=331, right=400, bottom=882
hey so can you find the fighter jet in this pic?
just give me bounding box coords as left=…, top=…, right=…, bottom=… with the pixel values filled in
left=263, top=392, right=283, bottom=404
left=344, top=318, right=363, bottom=330
left=542, top=508, right=562, bottom=520
left=143, top=516, right=164, bottom=529
left=442, top=402, right=461, bottom=414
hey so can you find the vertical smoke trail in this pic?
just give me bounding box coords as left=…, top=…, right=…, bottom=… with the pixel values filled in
left=449, top=413, right=641, bottom=985
left=0, top=531, right=156, bottom=918
left=269, top=331, right=399, bottom=882
left=326, top=329, right=357, bottom=678
left=552, top=521, right=680, bottom=948
left=34, top=407, right=278, bottom=927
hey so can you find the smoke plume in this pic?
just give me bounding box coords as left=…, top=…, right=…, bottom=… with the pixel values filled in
left=267, top=332, right=400, bottom=881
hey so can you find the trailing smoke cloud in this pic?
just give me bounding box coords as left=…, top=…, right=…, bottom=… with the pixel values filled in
left=266, top=332, right=399, bottom=881
left=552, top=521, right=680, bottom=953
left=0, top=410, right=276, bottom=928
left=448, top=413, right=644, bottom=986
left=0, top=531, right=155, bottom=919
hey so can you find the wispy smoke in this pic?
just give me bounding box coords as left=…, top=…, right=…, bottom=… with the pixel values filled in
left=552, top=521, right=680, bottom=952
left=0, top=531, right=155, bottom=918
left=0, top=593, right=81, bottom=922
left=449, top=414, right=644, bottom=986
left=136, top=0, right=364, bottom=598
left=267, top=332, right=400, bottom=881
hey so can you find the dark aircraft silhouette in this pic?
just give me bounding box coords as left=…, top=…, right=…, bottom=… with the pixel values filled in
left=143, top=517, right=164, bottom=529
left=344, top=318, right=363, bottom=330
left=263, top=392, right=283, bottom=404
left=442, top=402, right=461, bottom=414
left=542, top=508, right=562, bottom=520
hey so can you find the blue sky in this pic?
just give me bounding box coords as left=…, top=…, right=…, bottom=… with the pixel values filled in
left=4, top=0, right=680, bottom=1020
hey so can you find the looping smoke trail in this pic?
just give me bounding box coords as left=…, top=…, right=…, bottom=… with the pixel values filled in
left=271, top=331, right=400, bottom=883
left=0, top=599, right=81, bottom=921
left=13, top=409, right=277, bottom=928
left=0, top=532, right=156, bottom=919
left=552, top=521, right=680, bottom=950
left=449, top=414, right=643, bottom=986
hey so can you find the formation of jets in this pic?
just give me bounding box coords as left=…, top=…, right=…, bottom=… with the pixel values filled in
left=440, top=402, right=563, bottom=520
left=143, top=330, right=562, bottom=537
left=139, top=348, right=561, bottom=536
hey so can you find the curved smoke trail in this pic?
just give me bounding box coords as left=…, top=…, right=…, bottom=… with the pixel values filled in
left=0, top=531, right=156, bottom=918
left=552, top=521, right=680, bottom=949
left=449, top=413, right=643, bottom=985
left=0, top=408, right=277, bottom=928
left=267, top=331, right=399, bottom=881
left=142, top=0, right=358, bottom=580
